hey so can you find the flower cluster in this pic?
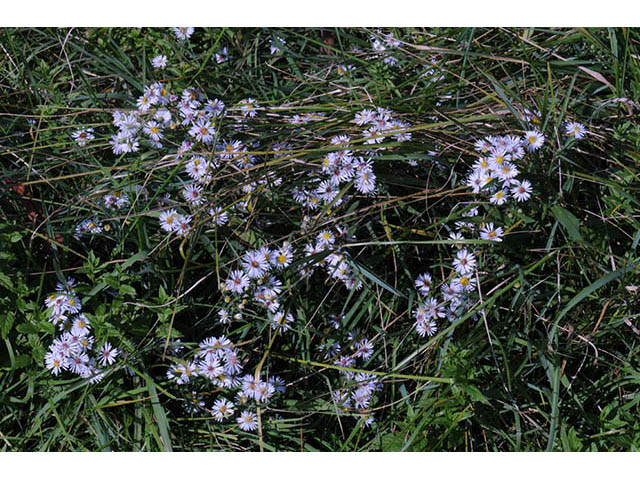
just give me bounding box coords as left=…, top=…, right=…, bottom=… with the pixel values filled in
left=166, top=335, right=286, bottom=430
left=43, top=278, right=118, bottom=382
left=467, top=133, right=537, bottom=204
left=316, top=327, right=380, bottom=428
left=300, top=225, right=362, bottom=291
left=103, top=191, right=130, bottom=209
left=411, top=131, right=538, bottom=337
left=409, top=117, right=590, bottom=338
left=370, top=30, right=402, bottom=66
left=49, top=28, right=599, bottom=443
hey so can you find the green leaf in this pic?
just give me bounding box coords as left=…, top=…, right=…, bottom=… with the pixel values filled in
left=15, top=354, right=31, bottom=368
left=121, top=250, right=148, bottom=270
left=551, top=205, right=583, bottom=242
left=1, top=312, right=15, bottom=339
left=460, top=382, right=489, bottom=404
left=553, top=259, right=640, bottom=330
left=119, top=284, right=137, bottom=297
left=0, top=272, right=13, bottom=290
left=146, top=379, right=173, bottom=452
left=16, top=323, right=39, bottom=334
left=39, top=321, right=55, bottom=335
left=347, top=259, right=406, bottom=298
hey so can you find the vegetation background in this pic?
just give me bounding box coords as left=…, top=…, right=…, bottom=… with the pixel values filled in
left=1, top=27, right=640, bottom=452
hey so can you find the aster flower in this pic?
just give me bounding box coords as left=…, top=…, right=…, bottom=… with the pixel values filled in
left=182, top=184, right=203, bottom=206
left=416, top=319, right=438, bottom=337
left=242, top=250, right=268, bottom=278
left=98, top=342, right=119, bottom=366
left=209, top=206, right=229, bottom=226
left=524, top=130, right=544, bottom=151
left=72, top=127, right=95, bottom=146
left=270, top=311, right=294, bottom=332
left=452, top=249, right=476, bottom=275
left=216, top=47, right=229, bottom=63
left=205, top=98, right=225, bottom=116
left=415, top=273, right=433, bottom=295
left=71, top=314, right=91, bottom=337
left=143, top=121, right=164, bottom=142
left=236, top=411, right=258, bottom=431
left=490, top=189, right=509, bottom=206
left=69, top=352, right=90, bottom=376
left=269, top=36, right=286, bottom=55
left=159, top=209, right=179, bottom=232
left=355, top=170, right=376, bottom=194
left=564, top=121, right=586, bottom=140
left=186, top=156, right=209, bottom=180
left=316, top=230, right=335, bottom=247
left=223, top=349, right=243, bottom=375
left=255, top=381, right=276, bottom=403
left=45, top=351, right=67, bottom=375
left=480, top=222, right=504, bottom=242
left=372, top=39, right=386, bottom=52
left=511, top=179, right=532, bottom=202
left=452, top=274, right=477, bottom=293
left=212, top=398, right=235, bottom=421
left=174, top=215, right=193, bottom=237
left=151, top=54, right=167, bottom=69
left=173, top=27, right=194, bottom=40
left=271, top=245, right=293, bottom=269
left=225, top=270, right=250, bottom=294
left=189, top=117, right=216, bottom=145
left=467, top=171, right=487, bottom=193
left=354, top=338, right=374, bottom=360
left=239, top=98, right=259, bottom=118
left=198, top=358, right=224, bottom=380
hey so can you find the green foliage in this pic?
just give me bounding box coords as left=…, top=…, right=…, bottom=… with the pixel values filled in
left=1, top=27, right=640, bottom=452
